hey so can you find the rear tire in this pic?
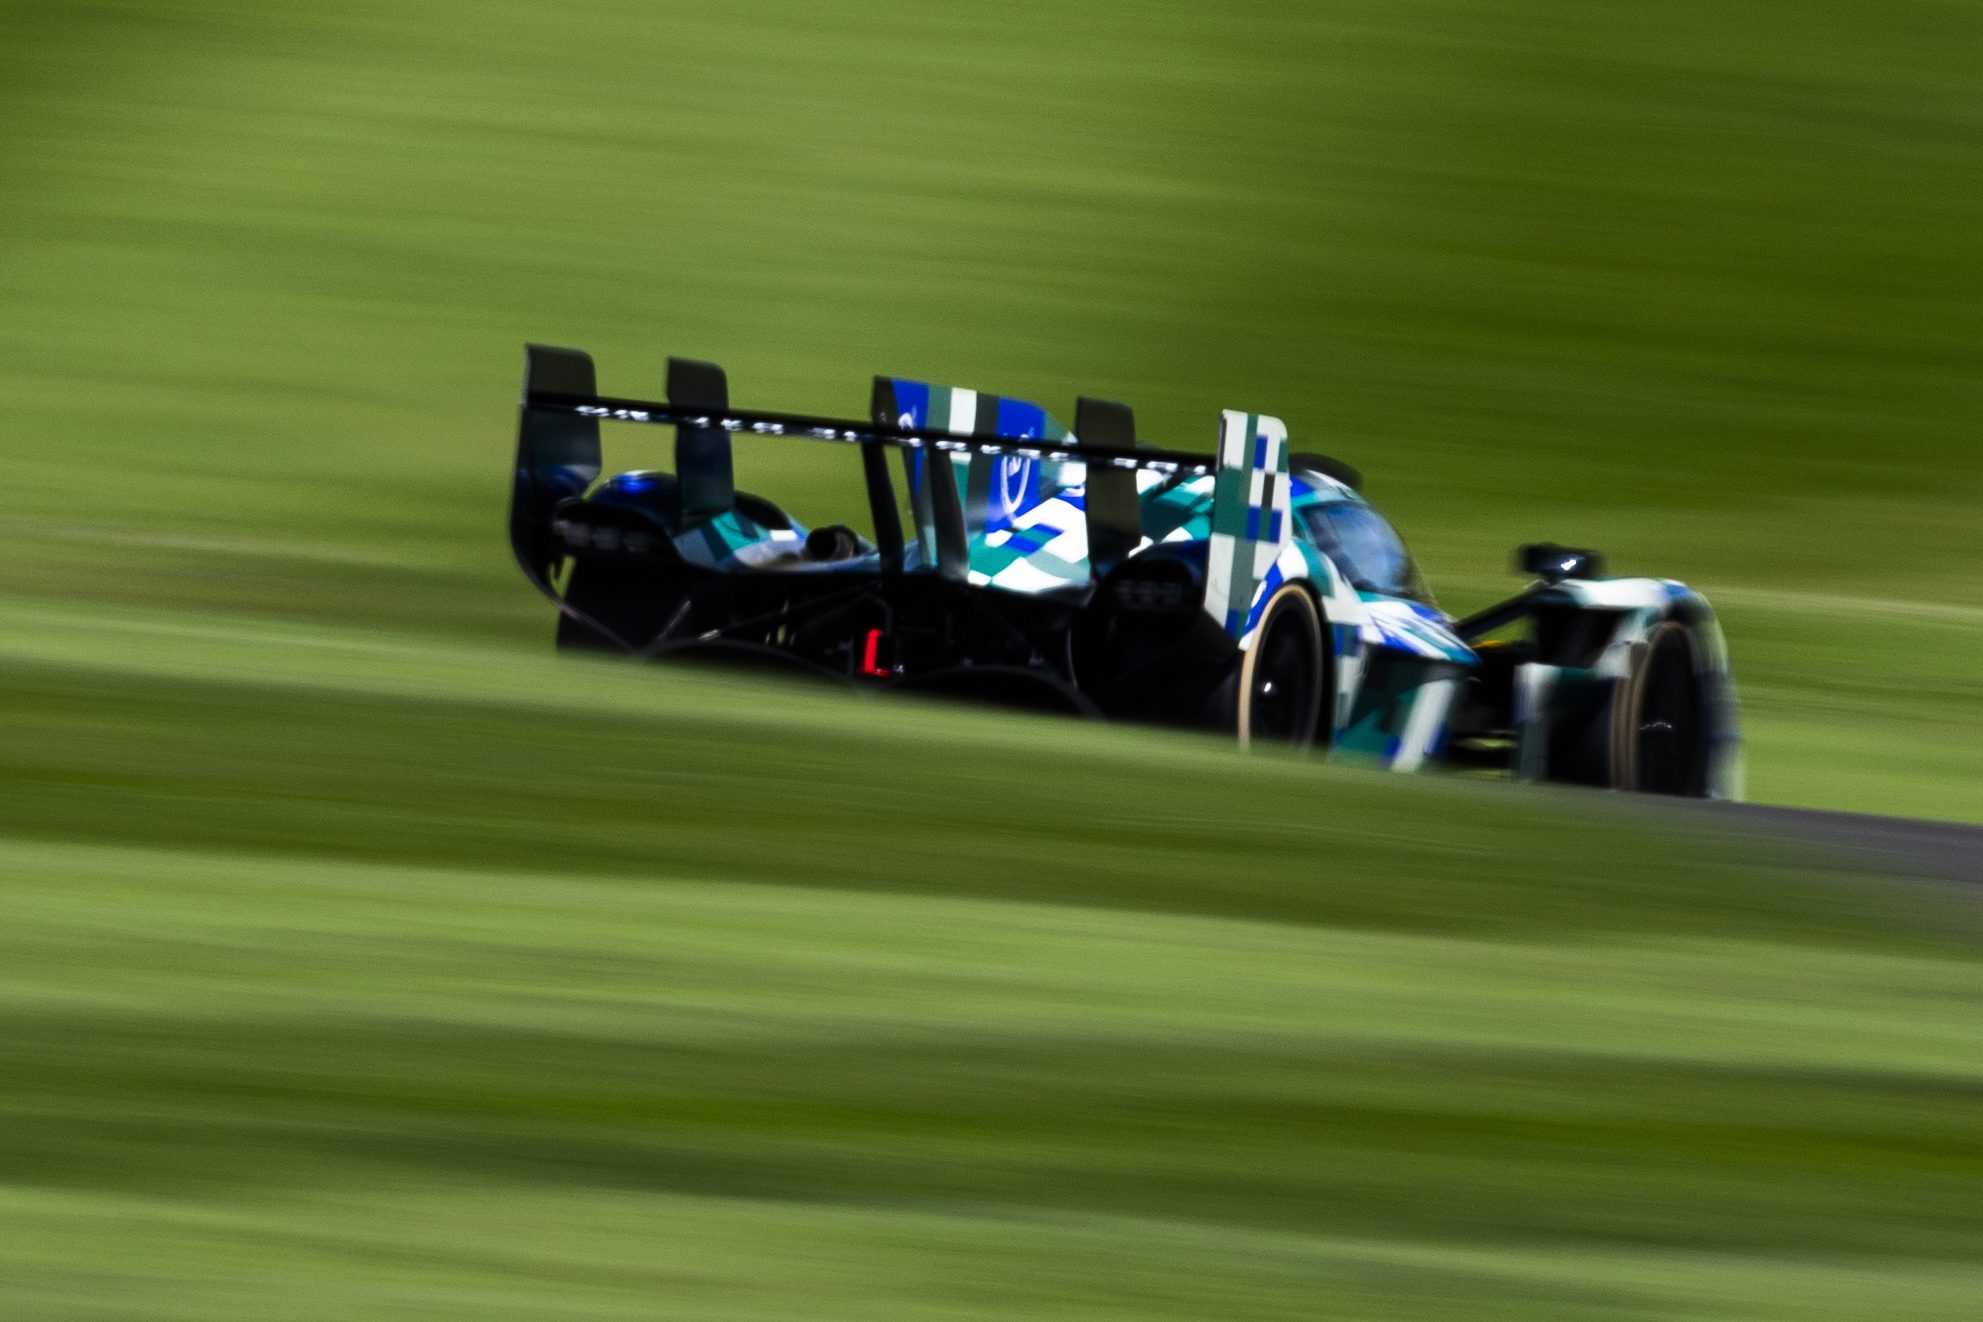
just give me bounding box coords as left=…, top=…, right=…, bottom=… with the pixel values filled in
left=1235, top=585, right=1325, bottom=750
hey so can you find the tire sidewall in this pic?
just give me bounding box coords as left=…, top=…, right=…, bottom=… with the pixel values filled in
left=1611, top=619, right=1707, bottom=794
left=1235, top=585, right=1326, bottom=750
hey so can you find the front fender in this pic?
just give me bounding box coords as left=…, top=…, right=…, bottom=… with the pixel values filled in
left=1517, top=578, right=1742, bottom=799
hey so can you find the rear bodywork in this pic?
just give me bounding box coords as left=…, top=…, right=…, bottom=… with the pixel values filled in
left=511, top=346, right=1739, bottom=796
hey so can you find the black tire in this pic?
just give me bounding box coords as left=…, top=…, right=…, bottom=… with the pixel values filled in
left=1610, top=621, right=1711, bottom=796
left=1235, top=585, right=1326, bottom=749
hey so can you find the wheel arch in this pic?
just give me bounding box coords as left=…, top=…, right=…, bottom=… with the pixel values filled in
left=1517, top=578, right=1742, bottom=799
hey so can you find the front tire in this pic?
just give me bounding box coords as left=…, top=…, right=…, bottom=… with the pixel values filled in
left=1235, top=585, right=1325, bottom=750
left=1611, top=620, right=1710, bottom=795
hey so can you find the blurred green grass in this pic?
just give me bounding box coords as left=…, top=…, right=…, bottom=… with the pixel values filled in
left=3, top=3, right=1982, bottom=1318
left=0, top=0, right=1978, bottom=815
left=1, top=597, right=1980, bottom=1320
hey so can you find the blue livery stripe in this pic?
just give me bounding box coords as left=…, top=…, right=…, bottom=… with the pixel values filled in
left=1239, top=559, right=1289, bottom=638
left=994, top=397, right=1047, bottom=439
left=1005, top=524, right=1063, bottom=555
left=890, top=379, right=931, bottom=428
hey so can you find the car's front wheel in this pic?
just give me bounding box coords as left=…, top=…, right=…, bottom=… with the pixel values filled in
left=1610, top=620, right=1711, bottom=795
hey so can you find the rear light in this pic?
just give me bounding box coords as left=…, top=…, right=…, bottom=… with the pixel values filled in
left=551, top=510, right=665, bottom=558
left=858, top=627, right=892, bottom=678
left=1108, top=562, right=1197, bottom=613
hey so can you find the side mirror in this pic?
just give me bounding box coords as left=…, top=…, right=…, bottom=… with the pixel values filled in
left=1518, top=542, right=1604, bottom=583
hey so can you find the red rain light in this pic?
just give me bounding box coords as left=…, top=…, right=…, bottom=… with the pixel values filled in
left=860, top=628, right=887, bottom=678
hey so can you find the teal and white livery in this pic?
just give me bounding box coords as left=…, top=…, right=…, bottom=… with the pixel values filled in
left=513, top=345, right=1740, bottom=798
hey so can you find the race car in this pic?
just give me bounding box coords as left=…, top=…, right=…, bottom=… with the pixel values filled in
left=510, top=345, right=1740, bottom=797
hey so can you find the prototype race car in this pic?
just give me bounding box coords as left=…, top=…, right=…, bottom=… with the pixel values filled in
left=511, top=345, right=1740, bottom=797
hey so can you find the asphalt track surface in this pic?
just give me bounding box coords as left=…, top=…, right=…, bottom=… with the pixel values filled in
left=1650, top=800, right=1983, bottom=890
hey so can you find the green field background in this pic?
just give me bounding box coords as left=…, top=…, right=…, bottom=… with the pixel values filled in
left=2, top=3, right=1980, bottom=1318
left=2, top=0, right=1978, bottom=816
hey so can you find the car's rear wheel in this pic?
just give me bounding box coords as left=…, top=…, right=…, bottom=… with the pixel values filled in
left=1236, top=585, right=1325, bottom=750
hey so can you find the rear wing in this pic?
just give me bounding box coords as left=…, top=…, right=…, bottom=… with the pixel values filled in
left=512, top=345, right=1336, bottom=638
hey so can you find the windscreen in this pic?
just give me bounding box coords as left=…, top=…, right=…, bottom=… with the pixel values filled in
left=1301, top=501, right=1429, bottom=601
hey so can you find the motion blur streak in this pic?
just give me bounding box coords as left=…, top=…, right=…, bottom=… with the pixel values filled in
left=1, top=1, right=1978, bottom=816
left=0, top=2, right=1979, bottom=1319
left=2, top=599, right=1981, bottom=1320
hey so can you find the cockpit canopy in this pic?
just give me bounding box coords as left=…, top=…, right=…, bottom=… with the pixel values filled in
left=1297, top=498, right=1430, bottom=602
